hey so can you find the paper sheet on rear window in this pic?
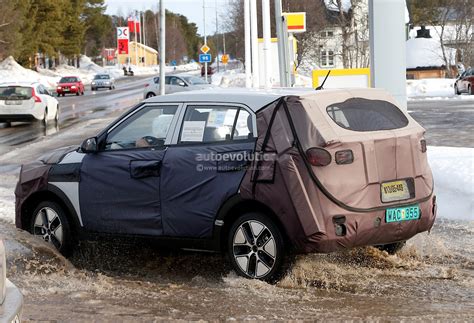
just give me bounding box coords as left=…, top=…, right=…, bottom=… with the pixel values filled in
left=182, top=121, right=205, bottom=141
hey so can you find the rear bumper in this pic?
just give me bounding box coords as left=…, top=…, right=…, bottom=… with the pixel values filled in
left=298, top=196, right=437, bottom=253
left=0, top=114, right=39, bottom=122
left=0, top=279, right=23, bottom=323
left=57, top=88, right=79, bottom=94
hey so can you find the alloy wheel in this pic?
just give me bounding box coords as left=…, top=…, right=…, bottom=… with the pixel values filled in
left=232, top=220, right=277, bottom=278
left=33, top=207, right=64, bottom=250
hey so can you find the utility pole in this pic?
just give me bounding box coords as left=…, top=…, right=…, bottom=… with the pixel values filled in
left=262, top=0, right=272, bottom=89
left=250, top=0, right=259, bottom=88
left=215, top=0, right=220, bottom=73
left=275, top=0, right=290, bottom=87
left=244, top=0, right=251, bottom=88
left=203, top=0, right=208, bottom=83
left=159, top=0, right=165, bottom=95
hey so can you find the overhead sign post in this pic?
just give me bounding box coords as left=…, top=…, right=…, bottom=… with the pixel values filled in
left=117, top=27, right=129, bottom=56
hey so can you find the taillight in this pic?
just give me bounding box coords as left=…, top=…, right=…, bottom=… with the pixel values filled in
left=420, top=139, right=427, bottom=153
left=335, top=149, right=354, bottom=165
left=31, top=87, right=41, bottom=103
left=306, top=147, right=331, bottom=166
left=145, top=83, right=149, bottom=87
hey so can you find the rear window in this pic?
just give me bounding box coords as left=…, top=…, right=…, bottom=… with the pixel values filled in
left=0, top=86, right=32, bottom=99
left=59, top=77, right=78, bottom=83
left=326, top=98, right=408, bottom=131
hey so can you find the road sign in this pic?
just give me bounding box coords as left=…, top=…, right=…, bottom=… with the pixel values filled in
left=283, top=12, right=306, bottom=33
left=199, top=54, right=212, bottom=63
left=117, top=27, right=129, bottom=40
left=200, top=44, right=210, bottom=54
left=222, top=54, right=229, bottom=64
left=117, top=39, right=129, bottom=54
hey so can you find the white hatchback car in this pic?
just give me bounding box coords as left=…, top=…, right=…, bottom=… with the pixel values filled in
left=0, top=82, right=59, bottom=127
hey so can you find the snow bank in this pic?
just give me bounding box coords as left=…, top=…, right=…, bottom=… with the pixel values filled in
left=406, top=78, right=455, bottom=97
left=0, top=55, right=200, bottom=90
left=428, top=146, right=473, bottom=221
left=0, top=56, right=58, bottom=88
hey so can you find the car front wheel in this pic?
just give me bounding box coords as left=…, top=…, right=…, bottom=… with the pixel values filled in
left=146, top=92, right=156, bottom=98
left=30, top=201, right=73, bottom=256
left=228, top=212, right=288, bottom=282
left=376, top=241, right=406, bottom=254
left=454, top=84, right=460, bottom=95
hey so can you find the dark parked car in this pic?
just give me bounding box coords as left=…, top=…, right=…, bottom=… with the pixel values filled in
left=56, top=76, right=84, bottom=96
left=15, top=88, right=437, bottom=281
left=454, top=68, right=474, bottom=95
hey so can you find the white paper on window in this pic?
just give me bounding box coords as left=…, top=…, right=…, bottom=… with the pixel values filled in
left=181, top=121, right=206, bottom=141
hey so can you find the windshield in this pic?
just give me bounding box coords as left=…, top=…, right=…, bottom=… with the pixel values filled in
left=183, top=76, right=207, bottom=85
left=59, top=77, right=78, bottom=83
left=0, top=86, right=33, bottom=100
left=94, top=75, right=110, bottom=80
left=326, top=98, right=409, bottom=131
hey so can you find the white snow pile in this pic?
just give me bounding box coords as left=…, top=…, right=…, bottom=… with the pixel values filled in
left=406, top=37, right=456, bottom=69
left=406, top=78, right=455, bottom=97
left=211, top=70, right=247, bottom=88
left=0, top=56, right=58, bottom=88
left=428, top=146, right=473, bottom=221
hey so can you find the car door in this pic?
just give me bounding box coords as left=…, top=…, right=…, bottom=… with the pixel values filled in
left=167, top=76, right=187, bottom=94
left=79, top=103, right=180, bottom=236
left=160, top=103, right=256, bottom=238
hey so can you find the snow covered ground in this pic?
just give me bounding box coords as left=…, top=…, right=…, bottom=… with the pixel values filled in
left=0, top=55, right=200, bottom=90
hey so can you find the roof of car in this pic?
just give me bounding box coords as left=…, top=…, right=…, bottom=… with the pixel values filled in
left=144, top=87, right=391, bottom=112
left=0, top=81, right=39, bottom=87
left=144, top=88, right=314, bottom=111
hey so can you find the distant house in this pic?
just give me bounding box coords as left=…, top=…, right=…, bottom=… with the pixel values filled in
left=406, top=27, right=456, bottom=79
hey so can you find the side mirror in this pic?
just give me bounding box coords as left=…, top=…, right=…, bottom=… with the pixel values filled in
left=81, top=137, right=98, bottom=153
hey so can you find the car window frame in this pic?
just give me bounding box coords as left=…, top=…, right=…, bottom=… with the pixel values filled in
left=170, top=102, right=256, bottom=146
left=102, top=102, right=183, bottom=151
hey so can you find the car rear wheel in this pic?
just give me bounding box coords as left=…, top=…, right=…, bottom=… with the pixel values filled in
left=30, top=201, right=73, bottom=256
left=146, top=92, right=156, bottom=98
left=469, top=85, right=473, bottom=95
left=42, top=109, right=48, bottom=127
left=376, top=241, right=406, bottom=254
left=228, top=212, right=288, bottom=282
left=55, top=106, right=59, bottom=123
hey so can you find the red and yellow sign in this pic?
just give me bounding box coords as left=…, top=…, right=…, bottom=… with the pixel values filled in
left=283, top=12, right=306, bottom=33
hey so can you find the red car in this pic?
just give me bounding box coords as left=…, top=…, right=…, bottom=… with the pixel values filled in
left=454, top=68, right=474, bottom=95
left=56, top=76, right=85, bottom=96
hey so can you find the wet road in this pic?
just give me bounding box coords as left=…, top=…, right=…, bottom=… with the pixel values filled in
left=408, top=98, right=474, bottom=147
left=0, top=76, right=149, bottom=154
left=0, top=94, right=472, bottom=321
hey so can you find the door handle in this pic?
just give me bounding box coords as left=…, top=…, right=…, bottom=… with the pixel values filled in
left=130, top=160, right=162, bottom=179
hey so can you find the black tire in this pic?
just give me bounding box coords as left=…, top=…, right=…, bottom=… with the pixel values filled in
left=91, top=87, right=96, bottom=91
left=146, top=92, right=156, bottom=99
left=469, top=85, right=473, bottom=95
left=227, top=212, right=289, bottom=282
left=61, top=93, right=65, bottom=97
left=42, top=109, right=48, bottom=127
left=55, top=105, right=60, bottom=123
left=30, top=200, right=74, bottom=256
left=454, top=84, right=460, bottom=95
left=376, top=241, right=406, bottom=255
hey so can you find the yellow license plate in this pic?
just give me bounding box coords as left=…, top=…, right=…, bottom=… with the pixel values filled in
left=381, top=180, right=411, bottom=203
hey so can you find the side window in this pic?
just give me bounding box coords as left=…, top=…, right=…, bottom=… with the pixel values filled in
left=105, top=105, right=177, bottom=150
left=179, top=106, right=253, bottom=143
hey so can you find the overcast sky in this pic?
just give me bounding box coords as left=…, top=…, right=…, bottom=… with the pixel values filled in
left=104, top=0, right=232, bottom=36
